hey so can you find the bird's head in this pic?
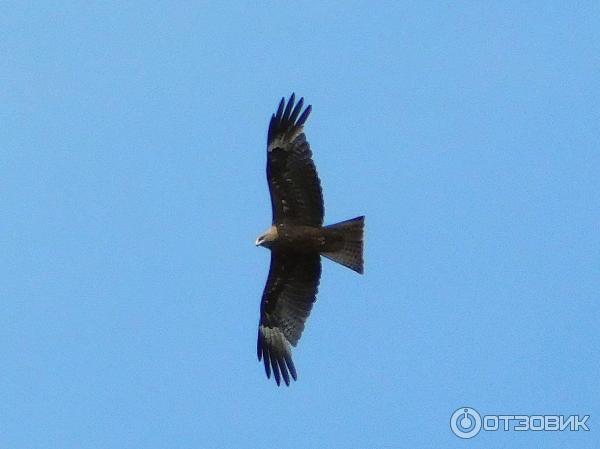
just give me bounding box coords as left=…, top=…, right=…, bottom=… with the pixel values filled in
left=255, top=226, right=277, bottom=248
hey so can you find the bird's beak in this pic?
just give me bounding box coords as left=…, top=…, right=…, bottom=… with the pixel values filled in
left=255, top=238, right=261, bottom=247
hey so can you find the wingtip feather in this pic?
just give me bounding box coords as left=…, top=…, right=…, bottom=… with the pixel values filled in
left=278, top=358, right=290, bottom=386
left=284, top=352, right=297, bottom=381
left=275, top=97, right=285, bottom=122
left=289, top=97, right=304, bottom=124
left=282, top=93, right=295, bottom=122
left=270, top=356, right=281, bottom=386
left=296, top=104, right=312, bottom=127
left=263, top=351, right=271, bottom=379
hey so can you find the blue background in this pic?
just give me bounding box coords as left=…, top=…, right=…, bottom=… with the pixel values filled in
left=2, top=2, right=598, bottom=448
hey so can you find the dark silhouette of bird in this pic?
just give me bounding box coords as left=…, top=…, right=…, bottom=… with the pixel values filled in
left=255, top=94, right=364, bottom=386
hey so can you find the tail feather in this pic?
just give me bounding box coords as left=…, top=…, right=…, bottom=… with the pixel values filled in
left=322, top=216, right=365, bottom=274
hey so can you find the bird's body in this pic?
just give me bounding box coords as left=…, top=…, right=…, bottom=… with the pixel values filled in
left=255, top=94, right=364, bottom=386
left=258, top=224, right=327, bottom=252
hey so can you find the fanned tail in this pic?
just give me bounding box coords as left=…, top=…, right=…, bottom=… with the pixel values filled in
left=322, top=216, right=365, bottom=274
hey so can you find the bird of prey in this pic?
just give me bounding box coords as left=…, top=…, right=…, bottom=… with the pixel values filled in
left=255, top=94, right=364, bottom=386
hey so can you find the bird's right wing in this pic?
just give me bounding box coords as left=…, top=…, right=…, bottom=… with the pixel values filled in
left=257, top=250, right=321, bottom=386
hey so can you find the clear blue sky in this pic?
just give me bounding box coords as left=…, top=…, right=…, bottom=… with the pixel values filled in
left=2, top=2, right=599, bottom=448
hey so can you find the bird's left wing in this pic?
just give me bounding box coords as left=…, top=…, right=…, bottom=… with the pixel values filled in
left=257, top=250, right=321, bottom=386
left=266, top=94, right=324, bottom=226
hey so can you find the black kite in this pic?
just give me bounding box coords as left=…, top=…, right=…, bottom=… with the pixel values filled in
left=255, top=94, right=365, bottom=386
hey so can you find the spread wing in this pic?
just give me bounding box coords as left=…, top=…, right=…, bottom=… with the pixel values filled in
left=267, top=94, right=324, bottom=226
left=257, top=250, right=321, bottom=386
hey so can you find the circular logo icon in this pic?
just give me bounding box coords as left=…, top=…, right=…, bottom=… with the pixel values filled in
left=450, top=407, right=482, bottom=439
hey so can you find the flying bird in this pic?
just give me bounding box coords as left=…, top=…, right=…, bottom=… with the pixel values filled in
left=255, top=94, right=364, bottom=386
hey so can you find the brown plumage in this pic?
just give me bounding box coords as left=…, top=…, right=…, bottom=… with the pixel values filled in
left=255, top=94, right=365, bottom=386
